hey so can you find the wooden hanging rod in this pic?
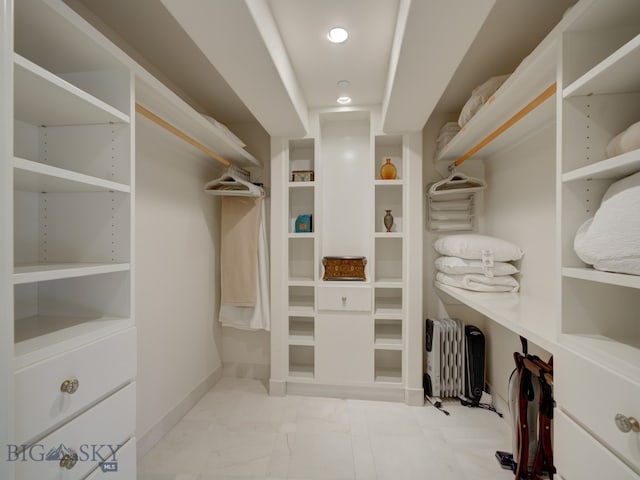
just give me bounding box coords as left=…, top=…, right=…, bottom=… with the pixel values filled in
left=135, top=103, right=250, bottom=176
left=452, top=82, right=557, bottom=169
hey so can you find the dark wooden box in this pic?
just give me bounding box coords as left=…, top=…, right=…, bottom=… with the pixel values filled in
left=322, top=256, right=367, bottom=281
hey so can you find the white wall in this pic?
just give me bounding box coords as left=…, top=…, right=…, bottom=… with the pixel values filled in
left=221, top=122, right=272, bottom=379
left=135, top=116, right=224, bottom=443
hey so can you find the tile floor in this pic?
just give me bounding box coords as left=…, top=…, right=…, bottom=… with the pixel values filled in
left=138, top=377, right=514, bottom=480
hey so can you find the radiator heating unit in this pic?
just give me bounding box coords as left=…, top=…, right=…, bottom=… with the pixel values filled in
left=425, top=318, right=464, bottom=398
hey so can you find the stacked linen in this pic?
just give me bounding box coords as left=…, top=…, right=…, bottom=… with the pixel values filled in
left=435, top=122, right=461, bottom=156
left=458, top=74, right=510, bottom=128
left=434, top=234, right=523, bottom=292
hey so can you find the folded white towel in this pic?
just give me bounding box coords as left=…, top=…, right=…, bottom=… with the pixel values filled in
left=435, top=256, right=518, bottom=277
left=574, top=170, right=640, bottom=275
left=606, top=120, right=640, bottom=158
left=436, top=272, right=519, bottom=292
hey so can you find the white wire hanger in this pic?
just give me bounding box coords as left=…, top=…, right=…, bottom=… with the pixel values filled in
left=428, top=166, right=487, bottom=197
left=204, top=166, right=264, bottom=198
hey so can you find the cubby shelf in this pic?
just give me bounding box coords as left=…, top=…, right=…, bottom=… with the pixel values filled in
left=13, top=262, right=130, bottom=285
left=14, top=316, right=133, bottom=370
left=14, top=157, right=130, bottom=193
left=563, top=34, right=640, bottom=97
left=562, top=267, right=640, bottom=289
left=562, top=150, right=640, bottom=182
left=14, top=54, right=130, bottom=126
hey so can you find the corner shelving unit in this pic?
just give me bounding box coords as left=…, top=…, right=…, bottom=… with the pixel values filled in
left=286, top=137, right=316, bottom=380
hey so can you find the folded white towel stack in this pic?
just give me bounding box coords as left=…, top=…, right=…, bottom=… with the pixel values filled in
left=434, top=234, right=522, bottom=292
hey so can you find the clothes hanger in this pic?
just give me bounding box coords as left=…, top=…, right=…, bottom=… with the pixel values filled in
left=204, top=166, right=264, bottom=198
left=428, top=166, right=487, bottom=197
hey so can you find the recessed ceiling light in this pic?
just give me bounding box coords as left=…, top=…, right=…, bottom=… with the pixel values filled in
left=327, top=27, right=348, bottom=44
left=336, top=79, right=351, bottom=88
left=337, top=96, right=352, bottom=104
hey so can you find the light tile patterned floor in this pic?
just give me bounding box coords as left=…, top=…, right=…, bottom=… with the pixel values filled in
left=138, top=377, right=514, bottom=480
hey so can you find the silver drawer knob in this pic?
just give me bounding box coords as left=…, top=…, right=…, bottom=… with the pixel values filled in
left=341, top=296, right=347, bottom=305
left=59, top=450, right=78, bottom=470
left=60, top=379, right=79, bottom=394
left=615, top=414, right=639, bottom=433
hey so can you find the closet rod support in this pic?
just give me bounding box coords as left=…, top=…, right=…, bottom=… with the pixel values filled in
left=451, top=82, right=557, bottom=170
left=135, top=103, right=249, bottom=176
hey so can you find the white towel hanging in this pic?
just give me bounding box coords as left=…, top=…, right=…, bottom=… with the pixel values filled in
left=205, top=166, right=264, bottom=198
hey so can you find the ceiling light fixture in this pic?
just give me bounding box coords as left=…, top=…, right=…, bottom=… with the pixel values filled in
left=337, top=96, right=352, bottom=104
left=327, top=27, right=348, bottom=44
left=336, top=80, right=351, bottom=88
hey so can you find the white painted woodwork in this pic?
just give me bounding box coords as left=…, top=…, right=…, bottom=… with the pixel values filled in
left=556, top=347, right=640, bottom=472
left=315, top=314, right=373, bottom=384
left=317, top=285, right=372, bottom=312
left=15, top=328, right=136, bottom=445
left=15, top=383, right=135, bottom=480
left=555, top=410, right=639, bottom=480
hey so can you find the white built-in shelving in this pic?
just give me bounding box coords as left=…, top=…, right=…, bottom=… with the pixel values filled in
left=554, top=1, right=640, bottom=476
left=272, top=116, right=420, bottom=400
left=6, top=1, right=137, bottom=474
left=559, top=0, right=640, bottom=393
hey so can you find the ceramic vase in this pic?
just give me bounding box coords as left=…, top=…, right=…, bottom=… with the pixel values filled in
left=383, top=209, right=394, bottom=232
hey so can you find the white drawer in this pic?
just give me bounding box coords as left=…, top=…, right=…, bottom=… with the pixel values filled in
left=15, top=327, right=136, bottom=445
left=556, top=346, right=640, bottom=471
left=85, top=437, right=136, bottom=479
left=317, top=285, right=372, bottom=312
left=14, top=382, right=135, bottom=480
left=555, top=409, right=639, bottom=480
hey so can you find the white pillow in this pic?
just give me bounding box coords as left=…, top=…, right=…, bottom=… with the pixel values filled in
left=574, top=171, right=640, bottom=275
left=434, top=234, right=524, bottom=262
left=435, top=256, right=518, bottom=276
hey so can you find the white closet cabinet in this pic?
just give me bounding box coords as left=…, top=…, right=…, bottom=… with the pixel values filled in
left=271, top=109, right=423, bottom=404
left=556, top=0, right=640, bottom=476
left=3, top=0, right=136, bottom=478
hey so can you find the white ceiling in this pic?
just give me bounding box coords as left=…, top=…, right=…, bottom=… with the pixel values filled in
left=266, top=0, right=399, bottom=108
left=67, top=0, right=576, bottom=137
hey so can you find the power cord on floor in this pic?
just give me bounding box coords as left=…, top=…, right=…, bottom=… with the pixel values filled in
left=425, top=395, right=450, bottom=416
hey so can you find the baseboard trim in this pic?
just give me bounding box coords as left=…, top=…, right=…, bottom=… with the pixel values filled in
left=286, top=381, right=405, bottom=403
left=223, top=361, right=269, bottom=380
left=137, top=365, right=223, bottom=458
left=269, top=378, right=287, bottom=396
left=405, top=387, right=425, bottom=406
